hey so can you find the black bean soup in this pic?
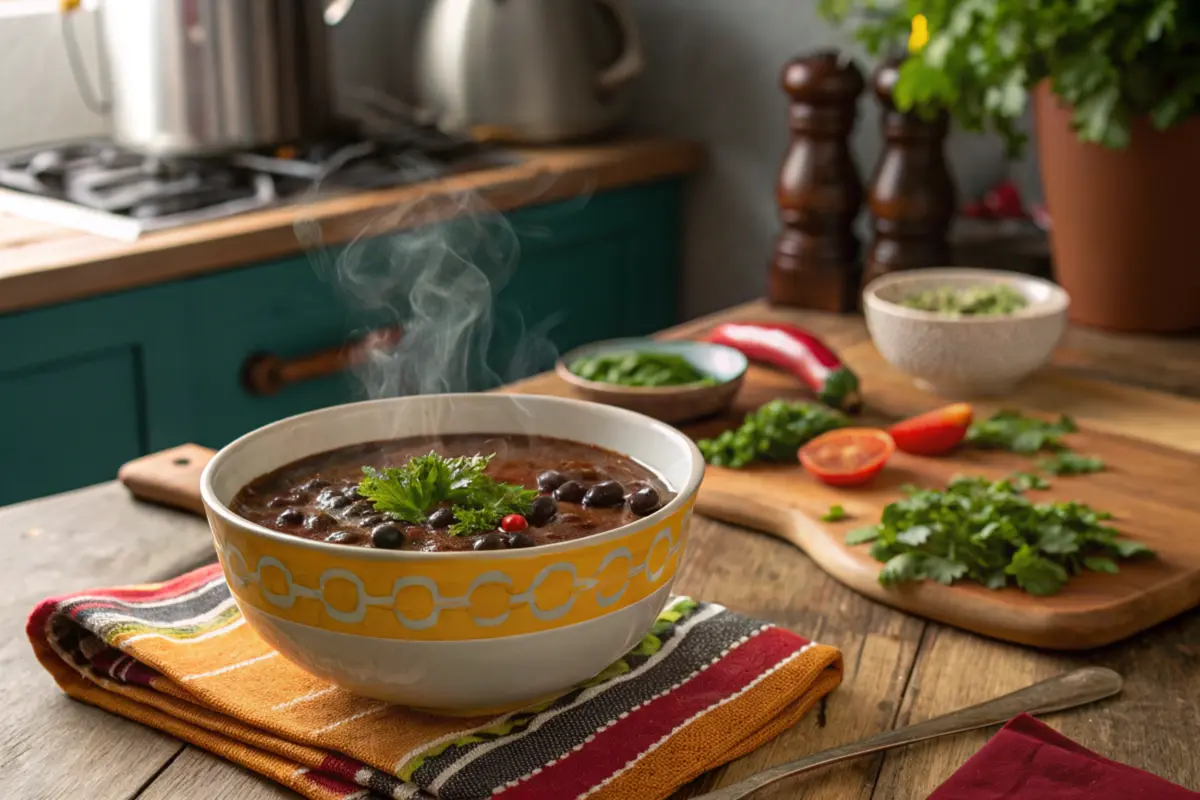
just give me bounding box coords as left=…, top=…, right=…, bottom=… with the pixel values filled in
left=231, top=434, right=673, bottom=553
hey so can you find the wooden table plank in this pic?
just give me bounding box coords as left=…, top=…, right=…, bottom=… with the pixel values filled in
left=669, top=517, right=925, bottom=800
left=0, top=485, right=215, bottom=800
left=136, top=748, right=300, bottom=800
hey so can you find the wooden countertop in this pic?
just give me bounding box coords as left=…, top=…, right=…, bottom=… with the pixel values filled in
left=4, top=302, right=1200, bottom=800
left=0, top=137, right=705, bottom=316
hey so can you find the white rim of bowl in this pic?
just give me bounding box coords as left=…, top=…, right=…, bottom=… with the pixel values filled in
left=200, top=393, right=706, bottom=562
left=556, top=338, right=748, bottom=395
left=862, top=267, right=1070, bottom=323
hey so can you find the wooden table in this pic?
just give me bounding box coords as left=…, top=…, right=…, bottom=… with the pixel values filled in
left=4, top=302, right=1200, bottom=800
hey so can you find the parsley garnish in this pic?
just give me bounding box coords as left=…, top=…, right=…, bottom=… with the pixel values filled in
left=966, top=410, right=1077, bottom=454
left=1039, top=452, right=1106, bottom=475
left=358, top=453, right=536, bottom=536
left=846, top=476, right=1153, bottom=596
left=698, top=400, right=847, bottom=468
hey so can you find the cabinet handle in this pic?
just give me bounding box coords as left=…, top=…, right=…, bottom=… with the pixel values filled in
left=241, top=325, right=403, bottom=396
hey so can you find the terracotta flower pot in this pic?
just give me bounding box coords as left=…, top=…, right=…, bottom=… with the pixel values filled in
left=1034, top=83, right=1200, bottom=332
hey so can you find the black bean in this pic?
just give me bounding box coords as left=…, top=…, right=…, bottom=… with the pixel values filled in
left=473, top=532, right=508, bottom=551
left=324, top=495, right=352, bottom=509
left=628, top=486, right=661, bottom=516
left=342, top=486, right=363, bottom=501
left=371, top=524, right=406, bottom=549
left=554, top=480, right=585, bottom=504
left=359, top=514, right=388, bottom=528
left=304, top=513, right=334, bottom=533
left=537, top=470, right=568, bottom=492
left=301, top=478, right=330, bottom=491
left=506, top=532, right=536, bottom=548
left=344, top=501, right=373, bottom=517
left=427, top=507, right=457, bottom=529
left=583, top=480, right=625, bottom=508
left=266, top=496, right=291, bottom=509
left=325, top=530, right=366, bottom=545
left=527, top=496, right=558, bottom=527
left=275, top=509, right=304, bottom=526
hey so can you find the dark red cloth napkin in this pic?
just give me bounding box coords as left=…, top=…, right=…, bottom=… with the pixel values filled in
left=930, top=713, right=1197, bottom=799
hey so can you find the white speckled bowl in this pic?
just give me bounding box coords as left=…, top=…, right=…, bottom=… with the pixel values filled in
left=863, top=268, right=1070, bottom=397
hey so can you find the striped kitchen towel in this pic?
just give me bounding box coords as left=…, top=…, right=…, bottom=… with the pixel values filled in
left=28, top=564, right=842, bottom=800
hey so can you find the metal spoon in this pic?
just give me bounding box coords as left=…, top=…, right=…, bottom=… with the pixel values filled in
left=691, top=666, right=1123, bottom=800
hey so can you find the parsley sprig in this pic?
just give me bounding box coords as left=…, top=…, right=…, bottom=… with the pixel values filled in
left=847, top=476, right=1152, bottom=596
left=698, top=400, right=847, bottom=468
left=358, top=453, right=536, bottom=537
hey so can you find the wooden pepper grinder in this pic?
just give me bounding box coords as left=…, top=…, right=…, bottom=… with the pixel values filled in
left=863, top=57, right=956, bottom=286
left=768, top=51, right=865, bottom=312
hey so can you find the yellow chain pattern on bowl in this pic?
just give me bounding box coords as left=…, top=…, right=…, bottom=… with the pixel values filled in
left=208, top=498, right=695, bottom=641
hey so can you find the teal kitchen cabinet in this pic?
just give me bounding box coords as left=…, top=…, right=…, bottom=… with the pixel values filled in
left=0, top=287, right=195, bottom=504
left=0, top=180, right=683, bottom=505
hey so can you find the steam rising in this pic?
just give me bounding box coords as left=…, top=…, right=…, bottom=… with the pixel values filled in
left=294, top=154, right=561, bottom=403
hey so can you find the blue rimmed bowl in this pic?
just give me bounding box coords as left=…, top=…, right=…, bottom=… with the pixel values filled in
left=555, top=338, right=748, bottom=424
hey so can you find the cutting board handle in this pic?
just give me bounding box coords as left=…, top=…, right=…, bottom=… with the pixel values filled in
left=117, top=444, right=215, bottom=516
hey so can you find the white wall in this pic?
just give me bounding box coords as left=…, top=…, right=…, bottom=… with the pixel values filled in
left=0, top=0, right=407, bottom=149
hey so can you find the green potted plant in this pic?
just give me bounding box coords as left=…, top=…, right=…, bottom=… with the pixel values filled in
left=819, top=0, right=1200, bottom=332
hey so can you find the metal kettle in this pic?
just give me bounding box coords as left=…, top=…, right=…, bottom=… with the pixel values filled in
left=415, top=0, right=644, bottom=144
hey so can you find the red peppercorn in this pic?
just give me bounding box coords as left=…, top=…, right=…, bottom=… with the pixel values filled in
left=500, top=514, right=528, bottom=533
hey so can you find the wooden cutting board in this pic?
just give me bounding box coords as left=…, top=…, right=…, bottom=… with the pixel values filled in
left=119, top=349, right=1200, bottom=652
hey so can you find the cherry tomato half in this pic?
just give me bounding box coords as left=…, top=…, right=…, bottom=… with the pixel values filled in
left=888, top=403, right=973, bottom=456
left=799, top=428, right=895, bottom=487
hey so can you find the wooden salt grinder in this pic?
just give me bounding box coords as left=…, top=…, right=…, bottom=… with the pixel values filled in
left=768, top=51, right=865, bottom=312
left=863, top=57, right=956, bottom=286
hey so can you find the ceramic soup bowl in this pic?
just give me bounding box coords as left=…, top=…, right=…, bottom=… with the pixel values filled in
left=863, top=268, right=1069, bottom=397
left=200, top=394, right=703, bottom=714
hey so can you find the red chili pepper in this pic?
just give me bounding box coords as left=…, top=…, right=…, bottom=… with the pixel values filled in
left=703, top=322, right=862, bottom=413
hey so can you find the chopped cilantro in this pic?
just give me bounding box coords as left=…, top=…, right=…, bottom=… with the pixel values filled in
left=1009, top=471, right=1051, bottom=491
left=966, top=410, right=1077, bottom=454
left=1040, top=452, right=1106, bottom=475
left=822, top=504, right=848, bottom=522
left=845, top=476, right=1153, bottom=596
left=698, top=400, right=847, bottom=468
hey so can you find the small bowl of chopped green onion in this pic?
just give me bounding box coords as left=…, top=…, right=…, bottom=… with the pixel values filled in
left=556, top=339, right=747, bottom=424
left=864, top=268, right=1069, bottom=397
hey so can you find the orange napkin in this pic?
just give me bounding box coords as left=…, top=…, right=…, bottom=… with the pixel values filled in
left=29, top=564, right=842, bottom=800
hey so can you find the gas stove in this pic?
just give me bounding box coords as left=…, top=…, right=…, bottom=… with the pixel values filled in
left=0, top=119, right=516, bottom=241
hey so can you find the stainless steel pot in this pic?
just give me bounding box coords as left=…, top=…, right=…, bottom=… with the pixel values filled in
left=64, top=0, right=356, bottom=156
